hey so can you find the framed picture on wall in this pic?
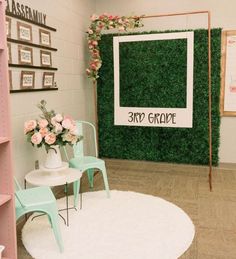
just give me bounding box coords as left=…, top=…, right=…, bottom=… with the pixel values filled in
left=20, top=71, right=35, bottom=89
left=221, top=30, right=236, bottom=116
left=40, top=50, right=52, bottom=67
left=6, top=17, right=11, bottom=38
left=17, top=22, right=33, bottom=42
left=8, top=70, right=13, bottom=90
left=42, top=72, right=55, bottom=88
left=18, top=45, right=33, bottom=65
left=39, top=29, right=51, bottom=47
left=7, top=43, right=12, bottom=64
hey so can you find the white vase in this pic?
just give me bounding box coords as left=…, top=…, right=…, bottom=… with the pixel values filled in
left=44, top=145, right=62, bottom=169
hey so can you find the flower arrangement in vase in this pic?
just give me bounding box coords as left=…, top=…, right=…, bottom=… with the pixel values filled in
left=24, top=100, right=82, bottom=169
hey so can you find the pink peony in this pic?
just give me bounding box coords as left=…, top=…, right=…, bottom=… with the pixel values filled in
left=38, top=119, right=48, bottom=129
left=24, top=120, right=37, bottom=134
left=45, top=133, right=56, bottom=145
left=39, top=127, right=48, bottom=137
left=31, top=132, right=42, bottom=145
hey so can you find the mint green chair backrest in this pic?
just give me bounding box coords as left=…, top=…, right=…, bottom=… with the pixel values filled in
left=14, top=177, right=22, bottom=191
left=73, top=120, right=98, bottom=158
left=14, top=177, right=25, bottom=208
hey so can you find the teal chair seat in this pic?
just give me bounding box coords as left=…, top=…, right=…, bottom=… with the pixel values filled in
left=15, top=179, right=64, bottom=253
left=64, top=120, right=110, bottom=208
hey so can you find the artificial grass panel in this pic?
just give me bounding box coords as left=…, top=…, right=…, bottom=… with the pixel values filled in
left=119, top=39, right=187, bottom=108
left=97, top=29, right=221, bottom=165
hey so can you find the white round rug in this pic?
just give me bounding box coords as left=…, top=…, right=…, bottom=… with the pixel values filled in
left=22, top=190, right=195, bottom=259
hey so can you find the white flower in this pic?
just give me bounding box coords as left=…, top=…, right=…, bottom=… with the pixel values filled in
left=54, top=123, right=63, bottom=133
left=55, top=114, right=63, bottom=122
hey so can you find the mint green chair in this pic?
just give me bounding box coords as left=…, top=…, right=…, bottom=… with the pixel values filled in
left=64, top=120, right=110, bottom=208
left=14, top=178, right=64, bottom=253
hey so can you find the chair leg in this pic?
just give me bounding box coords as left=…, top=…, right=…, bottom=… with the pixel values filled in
left=101, top=166, right=110, bottom=198
left=73, top=180, right=81, bottom=208
left=87, top=169, right=94, bottom=188
left=49, top=210, right=64, bottom=253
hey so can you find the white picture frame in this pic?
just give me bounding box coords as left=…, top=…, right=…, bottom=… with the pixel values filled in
left=113, top=31, right=194, bottom=128
left=17, top=22, right=32, bottom=42
left=7, top=43, right=12, bottom=64
left=42, top=72, right=55, bottom=88
left=18, top=46, right=33, bottom=65
left=221, top=30, right=236, bottom=116
left=40, top=50, right=52, bottom=67
left=6, top=17, right=11, bottom=38
left=39, top=29, right=51, bottom=46
left=20, top=71, right=35, bottom=89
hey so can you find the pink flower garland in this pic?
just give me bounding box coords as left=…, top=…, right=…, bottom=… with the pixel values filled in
left=86, top=13, right=143, bottom=82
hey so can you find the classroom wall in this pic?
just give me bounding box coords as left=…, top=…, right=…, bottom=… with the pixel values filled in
left=95, top=0, right=236, bottom=164
left=10, top=0, right=95, bottom=184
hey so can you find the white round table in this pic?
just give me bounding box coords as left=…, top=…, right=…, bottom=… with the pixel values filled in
left=25, top=165, right=82, bottom=226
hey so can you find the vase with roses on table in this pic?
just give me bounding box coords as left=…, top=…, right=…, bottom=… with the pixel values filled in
left=24, top=100, right=82, bottom=170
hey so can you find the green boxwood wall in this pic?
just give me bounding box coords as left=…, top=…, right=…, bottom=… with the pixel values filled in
left=97, top=29, right=221, bottom=165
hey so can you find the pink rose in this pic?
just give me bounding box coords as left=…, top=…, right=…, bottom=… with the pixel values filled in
left=92, top=52, right=99, bottom=58
left=24, top=120, right=37, bottom=134
left=54, top=123, right=63, bottom=133
left=39, top=127, right=48, bottom=137
left=88, top=29, right=93, bottom=34
left=90, top=63, right=97, bottom=70
left=62, top=118, right=73, bottom=130
left=31, top=132, right=42, bottom=145
left=69, top=125, right=78, bottom=135
left=45, top=133, right=56, bottom=145
left=38, top=119, right=48, bottom=129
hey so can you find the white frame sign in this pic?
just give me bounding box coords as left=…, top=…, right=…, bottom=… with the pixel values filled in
left=113, top=31, right=194, bottom=128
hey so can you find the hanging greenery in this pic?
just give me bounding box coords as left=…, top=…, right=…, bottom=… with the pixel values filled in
left=86, top=14, right=143, bottom=81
